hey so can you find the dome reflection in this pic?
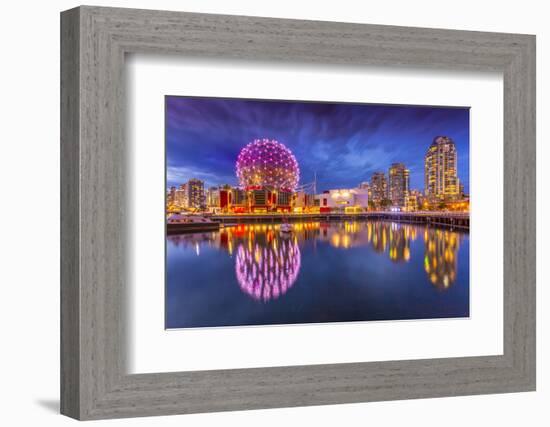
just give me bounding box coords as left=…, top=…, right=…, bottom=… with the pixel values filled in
left=235, top=237, right=301, bottom=302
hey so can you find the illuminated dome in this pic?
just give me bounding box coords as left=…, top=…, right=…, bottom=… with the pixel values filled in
left=235, top=239, right=301, bottom=302
left=236, top=138, right=300, bottom=191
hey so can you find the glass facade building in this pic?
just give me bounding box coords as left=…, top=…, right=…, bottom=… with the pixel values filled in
left=424, top=136, right=459, bottom=201
left=388, top=162, right=410, bottom=208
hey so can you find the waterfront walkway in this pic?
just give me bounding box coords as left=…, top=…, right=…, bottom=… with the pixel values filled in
left=210, top=212, right=469, bottom=230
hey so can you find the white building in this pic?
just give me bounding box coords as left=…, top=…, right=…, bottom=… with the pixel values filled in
left=315, top=188, right=369, bottom=212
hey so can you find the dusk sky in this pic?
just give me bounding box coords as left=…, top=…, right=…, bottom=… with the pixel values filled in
left=166, top=96, right=470, bottom=193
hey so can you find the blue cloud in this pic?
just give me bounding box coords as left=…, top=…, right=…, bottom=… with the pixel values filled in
left=166, top=96, right=470, bottom=193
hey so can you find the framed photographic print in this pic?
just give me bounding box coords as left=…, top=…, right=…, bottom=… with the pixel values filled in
left=61, top=6, right=536, bottom=420
left=164, top=97, right=470, bottom=329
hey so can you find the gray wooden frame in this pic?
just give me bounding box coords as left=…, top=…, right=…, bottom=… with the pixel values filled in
left=60, top=5, right=536, bottom=420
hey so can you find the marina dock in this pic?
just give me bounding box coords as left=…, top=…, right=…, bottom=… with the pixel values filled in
left=210, top=212, right=469, bottom=230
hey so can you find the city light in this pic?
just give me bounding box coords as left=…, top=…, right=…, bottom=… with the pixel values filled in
left=166, top=135, right=469, bottom=217
left=236, top=138, right=300, bottom=191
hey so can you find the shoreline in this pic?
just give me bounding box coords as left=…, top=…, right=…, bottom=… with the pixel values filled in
left=167, top=213, right=469, bottom=234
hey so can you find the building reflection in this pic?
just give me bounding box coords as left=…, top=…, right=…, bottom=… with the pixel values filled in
left=318, top=221, right=416, bottom=263
left=305, top=221, right=460, bottom=288
left=423, top=228, right=460, bottom=289
left=166, top=220, right=462, bottom=297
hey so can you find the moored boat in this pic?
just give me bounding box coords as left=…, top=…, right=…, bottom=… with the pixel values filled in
left=167, top=214, right=220, bottom=234
left=280, top=222, right=293, bottom=235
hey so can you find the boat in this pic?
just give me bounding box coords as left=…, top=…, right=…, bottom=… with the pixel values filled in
left=280, top=222, right=293, bottom=235
left=166, top=214, right=220, bottom=234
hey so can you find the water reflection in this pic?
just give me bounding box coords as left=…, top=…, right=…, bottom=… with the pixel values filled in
left=318, top=222, right=417, bottom=263
left=167, top=221, right=464, bottom=300
left=315, top=222, right=459, bottom=288
left=235, top=238, right=301, bottom=302
left=423, top=228, right=459, bottom=289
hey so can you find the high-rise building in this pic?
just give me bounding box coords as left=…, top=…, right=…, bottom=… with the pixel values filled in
left=424, top=136, right=459, bottom=201
left=167, top=186, right=176, bottom=206
left=187, top=178, right=205, bottom=209
left=388, top=163, right=410, bottom=207
left=359, top=181, right=370, bottom=190
left=175, top=183, right=188, bottom=208
left=370, top=172, right=388, bottom=204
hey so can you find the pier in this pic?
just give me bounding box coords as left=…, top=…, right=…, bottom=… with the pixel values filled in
left=209, top=212, right=469, bottom=230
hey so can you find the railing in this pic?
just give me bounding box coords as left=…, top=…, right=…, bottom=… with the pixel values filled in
left=208, top=211, right=469, bottom=230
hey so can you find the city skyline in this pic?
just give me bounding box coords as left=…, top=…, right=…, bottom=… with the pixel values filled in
left=166, top=96, right=470, bottom=193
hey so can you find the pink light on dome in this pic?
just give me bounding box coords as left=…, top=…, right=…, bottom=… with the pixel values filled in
left=235, top=238, right=301, bottom=302
left=236, top=138, right=300, bottom=191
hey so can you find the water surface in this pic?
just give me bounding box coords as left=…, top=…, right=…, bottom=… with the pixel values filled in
left=166, top=221, right=469, bottom=328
